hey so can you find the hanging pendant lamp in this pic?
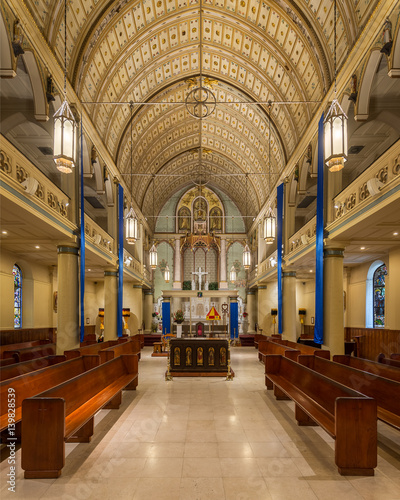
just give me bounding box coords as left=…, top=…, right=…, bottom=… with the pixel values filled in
left=242, top=174, right=251, bottom=270
left=53, top=0, right=76, bottom=174
left=149, top=175, right=158, bottom=269
left=125, top=102, right=139, bottom=244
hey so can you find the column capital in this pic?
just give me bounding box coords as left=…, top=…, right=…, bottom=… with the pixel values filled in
left=246, top=290, right=256, bottom=295
left=163, top=296, right=171, bottom=302
left=282, top=271, right=296, bottom=278
left=57, top=244, right=79, bottom=255
left=229, top=296, right=238, bottom=303
left=324, top=248, right=344, bottom=258
left=104, top=269, right=118, bottom=277
left=258, top=285, right=267, bottom=290
left=144, top=289, right=154, bottom=296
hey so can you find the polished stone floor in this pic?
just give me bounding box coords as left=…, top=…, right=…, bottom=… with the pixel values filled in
left=1, top=347, right=400, bottom=499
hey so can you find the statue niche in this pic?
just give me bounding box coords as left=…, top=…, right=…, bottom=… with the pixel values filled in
left=178, top=206, right=191, bottom=231
left=193, top=197, right=207, bottom=234
left=209, top=206, right=222, bottom=232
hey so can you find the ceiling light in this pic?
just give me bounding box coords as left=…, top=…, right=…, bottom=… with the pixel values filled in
left=309, top=269, right=313, bottom=273
left=360, top=247, right=365, bottom=250
left=2, top=231, right=7, bottom=235
left=393, top=232, right=398, bottom=236
left=35, top=245, right=40, bottom=249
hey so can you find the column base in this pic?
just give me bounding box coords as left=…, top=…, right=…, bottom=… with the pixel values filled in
left=219, top=281, right=228, bottom=290
left=173, top=282, right=182, bottom=290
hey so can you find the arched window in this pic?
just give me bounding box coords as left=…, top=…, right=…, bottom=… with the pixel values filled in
left=373, top=264, right=387, bottom=327
left=13, top=264, right=22, bottom=329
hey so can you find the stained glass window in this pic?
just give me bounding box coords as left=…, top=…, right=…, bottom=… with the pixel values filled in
left=13, top=264, right=22, bottom=329
left=373, top=264, right=387, bottom=327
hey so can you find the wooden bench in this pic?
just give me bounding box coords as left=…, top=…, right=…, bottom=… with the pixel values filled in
left=390, top=353, right=400, bottom=360
left=2, top=343, right=56, bottom=363
left=265, top=354, right=377, bottom=476
left=333, top=355, right=400, bottom=383
left=0, top=339, right=52, bottom=359
left=299, top=355, right=400, bottom=430
left=377, top=353, right=400, bottom=369
left=270, top=338, right=330, bottom=359
left=258, top=340, right=300, bottom=390
left=144, top=334, right=162, bottom=346
left=21, top=354, right=138, bottom=478
left=0, top=355, right=66, bottom=381
left=0, top=355, right=100, bottom=437
left=100, top=337, right=141, bottom=363
left=64, top=338, right=127, bottom=360
left=0, top=357, right=18, bottom=367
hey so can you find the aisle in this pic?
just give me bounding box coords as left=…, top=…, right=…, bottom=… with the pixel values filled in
left=1, top=347, right=399, bottom=499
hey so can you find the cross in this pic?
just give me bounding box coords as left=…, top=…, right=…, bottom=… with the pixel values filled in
left=191, top=267, right=208, bottom=290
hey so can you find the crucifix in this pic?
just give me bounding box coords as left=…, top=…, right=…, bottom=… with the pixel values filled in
left=192, top=267, right=208, bottom=290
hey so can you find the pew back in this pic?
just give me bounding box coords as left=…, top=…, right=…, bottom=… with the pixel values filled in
left=300, top=355, right=400, bottom=429
left=0, top=355, right=99, bottom=431
left=0, top=339, right=51, bottom=358
left=334, top=355, right=400, bottom=382
left=271, top=338, right=330, bottom=359
left=0, top=355, right=66, bottom=381
left=2, top=343, right=56, bottom=363
left=64, top=338, right=128, bottom=360
left=100, top=338, right=141, bottom=363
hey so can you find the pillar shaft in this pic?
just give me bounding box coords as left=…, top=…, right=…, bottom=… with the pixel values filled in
left=57, top=244, right=79, bottom=354
left=323, top=247, right=344, bottom=355
left=104, top=268, right=118, bottom=340
left=173, top=237, right=182, bottom=289
left=257, top=285, right=268, bottom=334
left=129, top=285, right=143, bottom=334
left=282, top=271, right=297, bottom=341
left=219, top=237, right=228, bottom=289
left=246, top=290, right=256, bottom=333
left=144, top=290, right=154, bottom=334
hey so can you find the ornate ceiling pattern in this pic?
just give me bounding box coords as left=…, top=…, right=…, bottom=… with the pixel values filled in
left=21, top=0, right=376, bottom=223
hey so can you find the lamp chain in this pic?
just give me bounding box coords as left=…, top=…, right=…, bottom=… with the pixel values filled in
left=130, top=102, right=133, bottom=200
left=334, top=0, right=337, bottom=96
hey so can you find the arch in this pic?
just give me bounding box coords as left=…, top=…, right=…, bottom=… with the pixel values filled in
left=389, top=21, right=400, bottom=77
left=0, top=11, right=15, bottom=77
left=92, top=156, right=104, bottom=194
left=355, top=50, right=382, bottom=121
left=13, top=264, right=22, bottom=329
left=365, top=260, right=385, bottom=328
left=288, top=173, right=298, bottom=206
left=177, top=206, right=191, bottom=232
left=209, top=206, right=223, bottom=232
left=21, top=51, right=48, bottom=121
left=298, top=155, right=311, bottom=194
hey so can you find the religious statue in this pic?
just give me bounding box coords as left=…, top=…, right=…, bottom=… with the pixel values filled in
left=197, top=347, right=203, bottom=366
left=192, top=267, right=208, bottom=290
left=220, top=347, right=227, bottom=366
left=186, top=347, right=192, bottom=366
left=208, top=347, right=215, bottom=366
left=194, top=197, right=207, bottom=221
left=210, top=207, right=222, bottom=231
left=174, top=347, right=180, bottom=366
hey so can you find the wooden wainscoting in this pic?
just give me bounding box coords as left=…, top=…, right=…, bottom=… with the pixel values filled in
left=344, top=328, right=400, bottom=361
left=0, top=328, right=56, bottom=346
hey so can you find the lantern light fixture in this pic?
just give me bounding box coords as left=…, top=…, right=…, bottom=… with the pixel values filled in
left=164, top=264, right=170, bottom=283
left=242, top=173, right=251, bottom=270
left=323, top=0, right=348, bottom=173
left=149, top=175, right=158, bottom=269
left=263, top=104, right=276, bottom=244
left=53, top=0, right=76, bottom=174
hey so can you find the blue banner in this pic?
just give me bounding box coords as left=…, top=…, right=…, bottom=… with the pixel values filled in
left=277, top=183, right=284, bottom=335
left=162, top=302, right=171, bottom=334
left=117, top=184, right=124, bottom=337
left=79, top=121, right=85, bottom=343
left=314, top=113, right=325, bottom=345
left=230, top=301, right=238, bottom=339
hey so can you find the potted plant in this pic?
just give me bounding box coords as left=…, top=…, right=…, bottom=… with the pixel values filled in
left=173, top=309, right=184, bottom=324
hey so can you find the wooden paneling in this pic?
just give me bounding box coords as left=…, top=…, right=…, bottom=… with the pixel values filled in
left=344, top=328, right=400, bottom=361
left=0, top=328, right=56, bottom=346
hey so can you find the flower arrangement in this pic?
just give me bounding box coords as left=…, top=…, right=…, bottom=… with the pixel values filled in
left=243, top=312, right=248, bottom=318
left=173, top=309, right=184, bottom=323
left=152, top=312, right=159, bottom=318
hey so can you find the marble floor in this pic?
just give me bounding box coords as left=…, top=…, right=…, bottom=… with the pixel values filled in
left=1, top=347, right=400, bottom=500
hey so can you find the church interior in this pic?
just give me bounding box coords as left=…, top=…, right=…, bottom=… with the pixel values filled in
left=1, top=0, right=400, bottom=497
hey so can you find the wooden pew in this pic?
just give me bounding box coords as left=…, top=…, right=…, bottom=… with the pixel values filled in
left=265, top=354, right=377, bottom=476
left=2, top=343, right=56, bottom=363
left=377, top=353, right=400, bottom=369
left=64, top=338, right=128, bottom=360
left=0, top=355, right=66, bottom=381
left=391, top=353, right=400, bottom=360
left=299, top=355, right=400, bottom=430
left=21, top=354, right=139, bottom=478
left=333, top=355, right=400, bottom=383
left=100, top=337, right=141, bottom=363
left=258, top=340, right=300, bottom=390
left=270, top=338, right=330, bottom=359
left=0, top=355, right=100, bottom=437
left=0, top=339, right=52, bottom=359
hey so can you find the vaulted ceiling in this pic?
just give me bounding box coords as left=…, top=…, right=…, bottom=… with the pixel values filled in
left=19, top=0, right=377, bottom=223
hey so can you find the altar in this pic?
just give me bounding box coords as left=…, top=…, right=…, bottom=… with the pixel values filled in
left=168, top=338, right=234, bottom=377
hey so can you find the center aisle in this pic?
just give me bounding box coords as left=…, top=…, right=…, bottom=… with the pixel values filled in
left=2, top=347, right=399, bottom=499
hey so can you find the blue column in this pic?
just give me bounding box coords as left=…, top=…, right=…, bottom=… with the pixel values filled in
left=117, top=184, right=124, bottom=337
left=79, top=120, right=85, bottom=342
left=314, top=113, right=325, bottom=345
left=230, top=298, right=238, bottom=340
left=277, top=183, right=284, bottom=334
left=162, top=300, right=171, bottom=334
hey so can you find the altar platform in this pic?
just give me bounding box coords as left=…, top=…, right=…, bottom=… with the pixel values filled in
left=168, top=338, right=234, bottom=377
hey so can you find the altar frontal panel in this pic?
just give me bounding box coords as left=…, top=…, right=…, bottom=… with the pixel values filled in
left=170, top=338, right=230, bottom=376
